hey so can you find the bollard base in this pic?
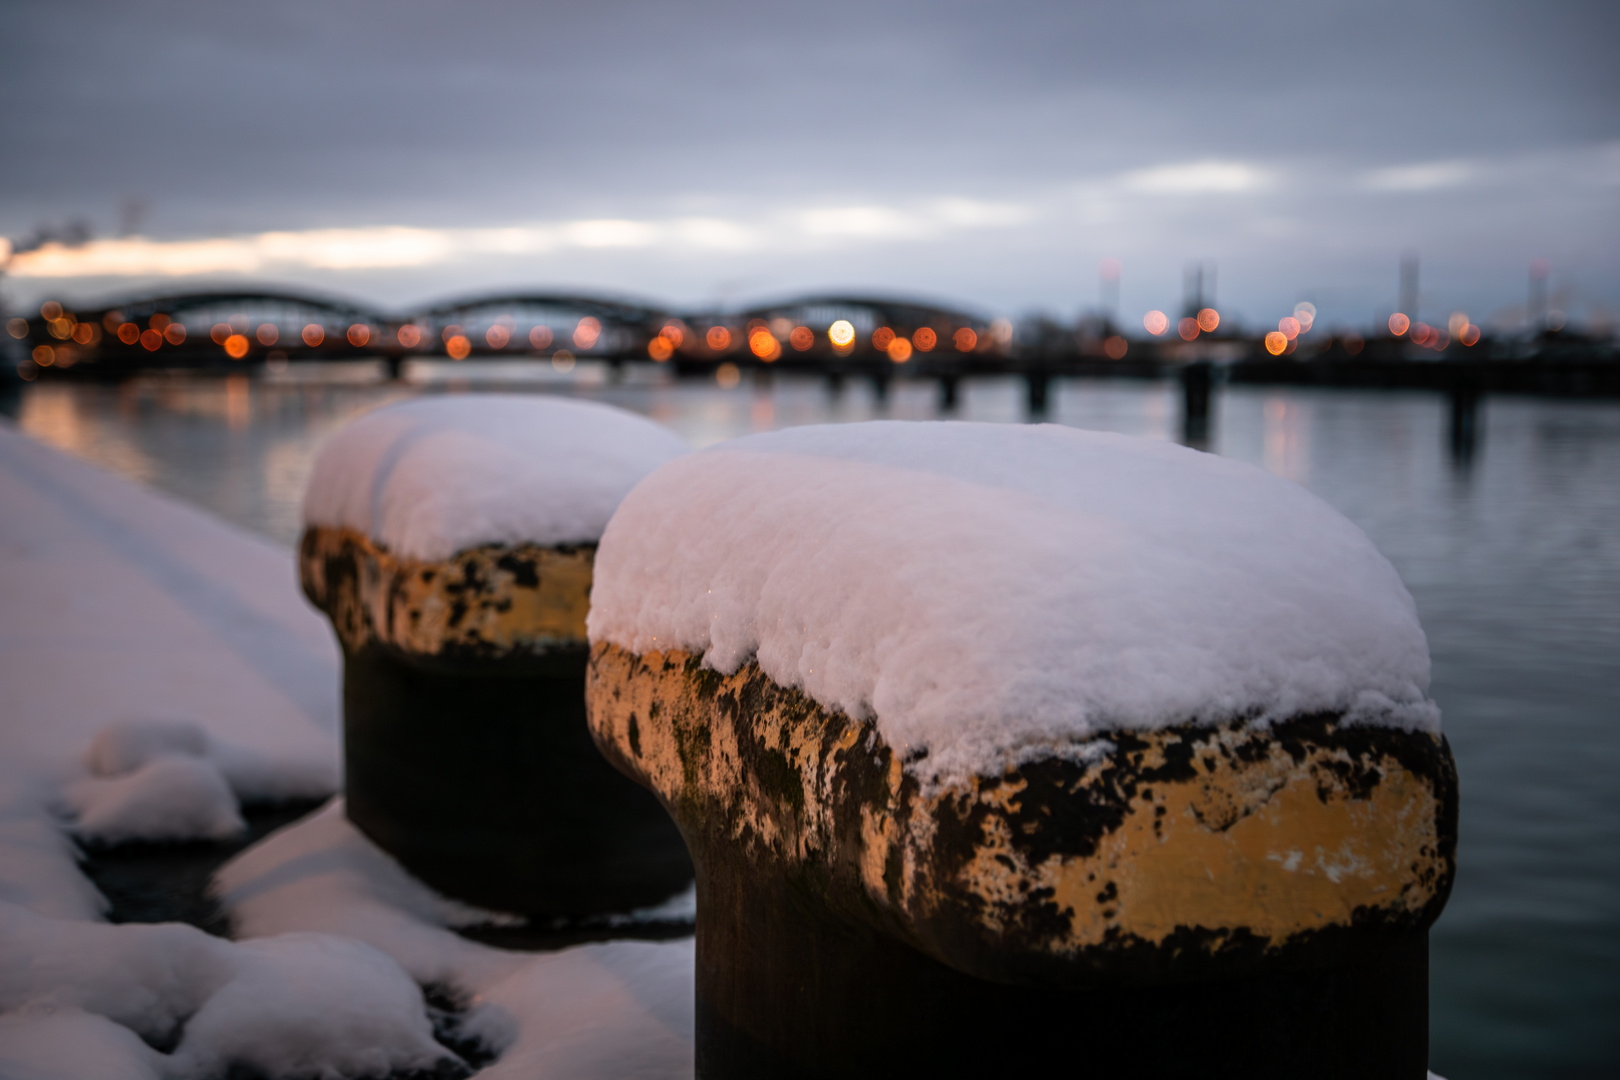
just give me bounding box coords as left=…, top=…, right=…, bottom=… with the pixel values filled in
left=694, top=856, right=1429, bottom=1080
left=343, top=644, right=693, bottom=917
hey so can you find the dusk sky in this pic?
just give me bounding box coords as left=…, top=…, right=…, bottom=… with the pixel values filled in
left=2, top=0, right=1616, bottom=332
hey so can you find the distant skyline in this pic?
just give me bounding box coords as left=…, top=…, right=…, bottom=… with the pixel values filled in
left=2, top=0, right=1615, bottom=333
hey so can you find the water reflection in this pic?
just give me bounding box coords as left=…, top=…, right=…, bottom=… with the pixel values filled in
left=4, top=370, right=1618, bottom=1078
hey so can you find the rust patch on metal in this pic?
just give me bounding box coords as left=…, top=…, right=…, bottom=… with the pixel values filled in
left=586, top=641, right=1458, bottom=986
left=300, top=525, right=592, bottom=660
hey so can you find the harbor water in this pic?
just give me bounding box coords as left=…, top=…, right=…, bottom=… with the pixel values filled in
left=6, top=363, right=1617, bottom=1079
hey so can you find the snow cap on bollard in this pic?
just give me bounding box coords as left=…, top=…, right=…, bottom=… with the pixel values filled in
left=585, top=420, right=1457, bottom=1077
left=298, top=394, right=693, bottom=917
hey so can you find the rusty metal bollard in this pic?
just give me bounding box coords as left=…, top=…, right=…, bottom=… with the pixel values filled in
left=300, top=394, right=693, bottom=917
left=585, top=421, right=1458, bottom=1079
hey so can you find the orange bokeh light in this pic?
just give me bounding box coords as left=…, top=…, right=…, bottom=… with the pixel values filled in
left=302, top=324, right=325, bottom=347
left=1178, top=317, right=1199, bottom=341
left=485, top=325, right=509, bottom=348
left=912, top=327, right=937, bottom=352
left=1278, top=316, right=1300, bottom=340
left=446, top=335, right=471, bottom=360
left=397, top=325, right=422, bottom=348
left=164, top=324, right=186, bottom=345
left=749, top=328, right=781, bottom=361
left=348, top=324, right=371, bottom=347
left=1460, top=324, right=1481, bottom=346
left=224, top=334, right=249, bottom=359
left=150, top=313, right=171, bottom=332
left=871, top=327, right=895, bottom=350
left=953, top=327, right=977, bottom=351
left=1388, top=313, right=1410, bottom=336
left=789, top=325, right=814, bottom=351
left=256, top=324, right=278, bottom=346
left=442, top=325, right=462, bottom=343
left=887, top=337, right=913, bottom=363
left=72, top=323, right=94, bottom=345
left=1103, top=335, right=1128, bottom=360
left=1143, top=310, right=1169, bottom=336
left=1196, top=308, right=1220, bottom=333
left=529, top=325, right=554, bottom=349
left=33, top=345, right=55, bottom=366
left=118, top=323, right=141, bottom=345
left=574, top=317, right=602, bottom=350
left=141, top=329, right=163, bottom=351
left=1265, top=331, right=1289, bottom=355
left=706, top=326, right=731, bottom=351
left=211, top=323, right=231, bottom=345
left=40, top=301, right=62, bottom=320
left=647, top=336, right=674, bottom=361
left=1411, top=323, right=1432, bottom=345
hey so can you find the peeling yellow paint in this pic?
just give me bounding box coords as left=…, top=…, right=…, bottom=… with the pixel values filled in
left=587, top=641, right=1456, bottom=980
left=300, top=525, right=592, bottom=658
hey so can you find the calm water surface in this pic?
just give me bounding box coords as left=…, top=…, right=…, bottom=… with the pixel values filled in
left=7, top=362, right=1618, bottom=1079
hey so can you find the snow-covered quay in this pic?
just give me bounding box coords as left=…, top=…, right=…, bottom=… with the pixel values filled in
left=0, top=421, right=695, bottom=1079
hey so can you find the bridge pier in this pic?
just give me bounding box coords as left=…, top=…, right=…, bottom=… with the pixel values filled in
left=1181, top=361, right=1213, bottom=446
left=1447, top=364, right=1482, bottom=466
left=384, top=355, right=405, bottom=381
left=938, top=373, right=960, bottom=412
left=871, top=371, right=890, bottom=407
left=1025, top=369, right=1050, bottom=417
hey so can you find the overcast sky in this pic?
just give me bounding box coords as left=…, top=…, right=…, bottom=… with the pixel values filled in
left=2, top=0, right=1616, bottom=331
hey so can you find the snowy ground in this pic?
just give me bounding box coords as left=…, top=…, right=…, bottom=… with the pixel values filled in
left=0, top=422, right=695, bottom=1079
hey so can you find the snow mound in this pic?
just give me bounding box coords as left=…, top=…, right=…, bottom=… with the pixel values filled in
left=302, top=394, right=689, bottom=561
left=67, top=755, right=244, bottom=845
left=588, top=422, right=1440, bottom=785
left=0, top=900, right=453, bottom=1079
left=65, top=720, right=338, bottom=845
left=215, top=800, right=696, bottom=1078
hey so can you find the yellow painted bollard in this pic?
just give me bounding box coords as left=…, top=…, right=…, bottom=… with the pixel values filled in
left=584, top=421, right=1458, bottom=1078
left=300, top=394, right=693, bottom=917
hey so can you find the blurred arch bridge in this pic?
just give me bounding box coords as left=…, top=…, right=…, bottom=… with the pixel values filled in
left=11, top=288, right=670, bottom=377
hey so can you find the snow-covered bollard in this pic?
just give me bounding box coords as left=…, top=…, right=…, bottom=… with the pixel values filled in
left=300, top=395, right=692, bottom=917
left=585, top=422, right=1458, bottom=1079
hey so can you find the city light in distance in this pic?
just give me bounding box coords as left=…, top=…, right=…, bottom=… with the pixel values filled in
left=164, top=324, right=186, bottom=345
left=211, top=323, right=231, bottom=344
left=912, top=327, right=936, bottom=352
left=647, top=335, right=674, bottom=361
left=484, top=324, right=509, bottom=348
left=789, top=325, right=814, bottom=351
left=1104, top=335, right=1128, bottom=359
left=224, top=334, right=249, bottom=359
left=397, top=325, right=422, bottom=348
left=141, top=329, right=163, bottom=351
left=1196, top=308, right=1220, bottom=333
left=445, top=334, right=471, bottom=359
left=827, top=320, right=855, bottom=348
left=573, top=317, right=601, bottom=350
left=528, top=325, right=553, bottom=349
left=348, top=324, right=370, bottom=347
left=1265, top=331, right=1288, bottom=355
left=1389, top=313, right=1411, bottom=336
left=303, top=324, right=325, bottom=347
left=659, top=323, right=685, bottom=348
left=119, top=323, right=141, bottom=344
left=953, top=327, right=977, bottom=351
left=1178, top=317, right=1199, bottom=341
left=871, top=326, right=896, bottom=351
left=6, top=319, right=28, bottom=339
left=749, top=328, right=781, bottom=361
left=1278, top=316, right=1300, bottom=340
left=887, top=336, right=913, bottom=363
left=1293, top=302, right=1316, bottom=333
left=256, top=324, right=278, bottom=346
left=706, top=326, right=731, bottom=350
left=1143, top=310, right=1169, bottom=336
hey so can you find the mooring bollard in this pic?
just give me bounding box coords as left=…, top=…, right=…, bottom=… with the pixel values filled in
left=300, top=394, right=694, bottom=917
left=585, top=421, right=1457, bottom=1079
